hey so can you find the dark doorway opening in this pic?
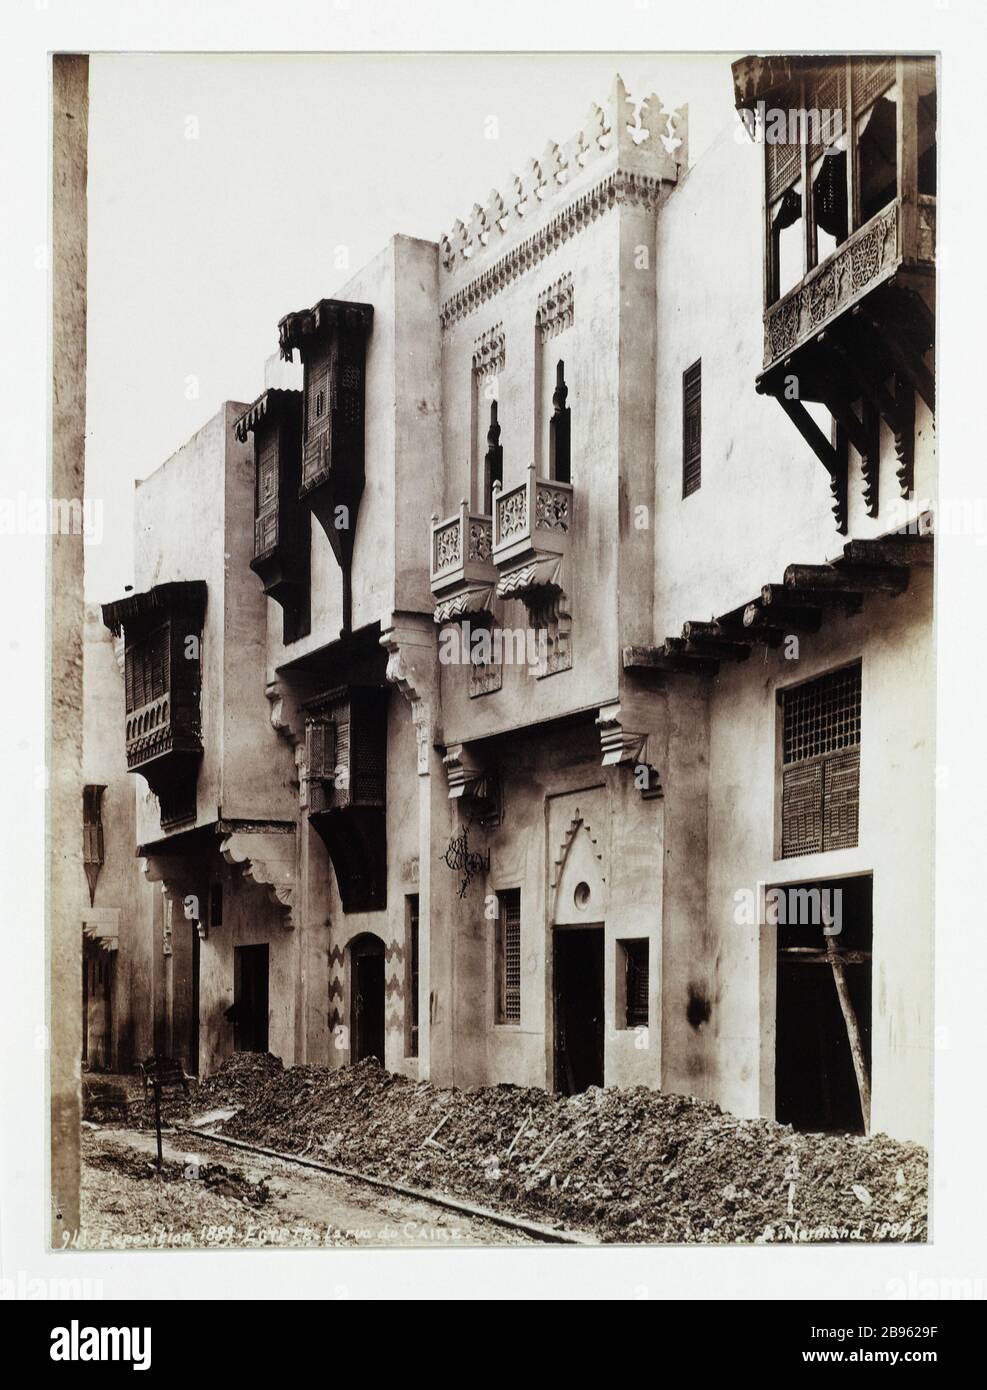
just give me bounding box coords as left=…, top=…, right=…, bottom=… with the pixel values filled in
left=775, top=875, right=872, bottom=1135
left=82, top=937, right=113, bottom=1071
left=233, top=944, right=269, bottom=1053
left=553, top=925, right=604, bottom=1095
left=351, top=933, right=385, bottom=1064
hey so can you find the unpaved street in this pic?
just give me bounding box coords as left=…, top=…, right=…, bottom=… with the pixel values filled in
left=80, top=1126, right=535, bottom=1250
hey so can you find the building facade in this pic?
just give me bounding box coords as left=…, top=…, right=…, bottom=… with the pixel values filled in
left=98, top=59, right=935, bottom=1145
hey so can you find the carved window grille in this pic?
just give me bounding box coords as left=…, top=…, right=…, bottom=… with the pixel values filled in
left=496, top=888, right=521, bottom=1025
left=781, top=662, right=861, bottom=857
left=622, top=939, right=649, bottom=1029
left=406, top=894, right=420, bottom=1058
left=549, top=360, right=571, bottom=485
left=682, top=359, right=702, bottom=498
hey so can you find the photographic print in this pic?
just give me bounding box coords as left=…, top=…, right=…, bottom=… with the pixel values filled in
left=50, top=46, right=937, bottom=1258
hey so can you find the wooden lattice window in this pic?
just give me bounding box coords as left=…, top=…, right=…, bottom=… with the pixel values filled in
left=781, top=662, right=861, bottom=857
left=682, top=359, right=702, bottom=497
left=622, top=939, right=649, bottom=1028
left=306, top=715, right=336, bottom=787
left=496, top=889, right=521, bottom=1025
left=124, top=624, right=169, bottom=713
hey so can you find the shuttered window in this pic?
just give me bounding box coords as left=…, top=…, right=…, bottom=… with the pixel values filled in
left=496, top=889, right=521, bottom=1025
left=83, top=785, right=105, bottom=867
left=781, top=662, right=861, bottom=857
left=682, top=359, right=701, bottom=497
left=622, top=940, right=649, bottom=1028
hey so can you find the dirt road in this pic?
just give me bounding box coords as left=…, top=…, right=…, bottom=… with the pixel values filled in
left=80, top=1126, right=535, bottom=1250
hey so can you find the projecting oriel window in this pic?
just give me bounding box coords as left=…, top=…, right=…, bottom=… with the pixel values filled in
left=682, top=359, right=701, bottom=497
left=495, top=889, right=521, bottom=1025
left=780, top=662, right=862, bottom=858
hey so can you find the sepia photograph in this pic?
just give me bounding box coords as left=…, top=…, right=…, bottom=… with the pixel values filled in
left=2, top=0, right=984, bottom=1330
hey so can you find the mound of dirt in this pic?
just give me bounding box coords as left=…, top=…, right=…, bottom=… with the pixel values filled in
left=215, top=1059, right=927, bottom=1244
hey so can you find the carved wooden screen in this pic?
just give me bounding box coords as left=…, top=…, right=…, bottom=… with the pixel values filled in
left=125, top=623, right=169, bottom=713
left=851, top=57, right=895, bottom=116
left=302, top=342, right=334, bottom=487
left=781, top=662, right=861, bottom=857
left=682, top=359, right=702, bottom=497
left=254, top=433, right=279, bottom=557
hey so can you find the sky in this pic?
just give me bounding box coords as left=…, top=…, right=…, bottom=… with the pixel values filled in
left=84, top=52, right=740, bottom=601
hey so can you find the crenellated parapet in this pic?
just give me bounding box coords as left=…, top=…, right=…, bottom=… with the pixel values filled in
left=438, top=75, right=687, bottom=324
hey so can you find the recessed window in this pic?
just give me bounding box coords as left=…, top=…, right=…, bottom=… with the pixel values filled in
left=619, top=939, right=649, bottom=1029
left=573, top=880, right=591, bottom=910
left=495, top=889, right=521, bottom=1025
left=682, top=359, right=701, bottom=498
left=549, top=360, right=571, bottom=485
left=483, top=400, right=503, bottom=514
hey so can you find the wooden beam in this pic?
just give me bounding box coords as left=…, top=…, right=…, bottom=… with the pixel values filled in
left=783, top=562, right=909, bottom=595
left=842, top=535, right=933, bottom=568
left=774, top=393, right=843, bottom=478
left=761, top=583, right=863, bottom=615
left=623, top=645, right=718, bottom=677
left=827, top=936, right=872, bottom=1135
left=853, top=306, right=935, bottom=413
left=743, top=600, right=822, bottom=633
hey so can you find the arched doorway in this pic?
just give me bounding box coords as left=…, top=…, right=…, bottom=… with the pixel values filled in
left=551, top=817, right=609, bottom=1095
left=349, top=933, right=386, bottom=1064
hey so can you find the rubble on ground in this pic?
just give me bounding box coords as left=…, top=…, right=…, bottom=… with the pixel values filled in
left=208, top=1057, right=927, bottom=1244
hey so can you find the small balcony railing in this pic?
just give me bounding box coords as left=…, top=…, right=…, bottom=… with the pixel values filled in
left=492, top=465, right=573, bottom=570
left=430, top=500, right=496, bottom=598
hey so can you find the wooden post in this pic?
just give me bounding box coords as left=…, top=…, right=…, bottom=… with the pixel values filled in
left=153, top=1077, right=163, bottom=1171
left=826, top=937, right=871, bottom=1134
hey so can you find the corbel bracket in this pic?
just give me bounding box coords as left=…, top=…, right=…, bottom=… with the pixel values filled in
left=596, top=701, right=662, bottom=799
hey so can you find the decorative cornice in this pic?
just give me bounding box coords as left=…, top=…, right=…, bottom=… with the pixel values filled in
left=440, top=76, right=684, bottom=284
left=440, top=168, right=673, bottom=328
left=278, top=297, right=374, bottom=362
left=234, top=388, right=302, bottom=442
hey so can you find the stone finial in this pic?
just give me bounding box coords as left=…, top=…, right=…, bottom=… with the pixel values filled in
left=606, top=73, right=637, bottom=154
left=670, top=102, right=689, bottom=166
left=639, top=92, right=671, bottom=148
